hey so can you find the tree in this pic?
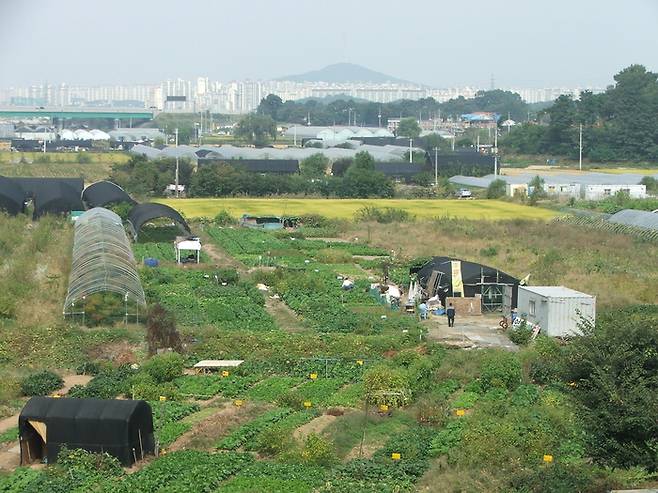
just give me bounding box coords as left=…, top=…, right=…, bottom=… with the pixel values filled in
left=234, top=114, right=277, bottom=146
left=396, top=117, right=421, bottom=138
left=300, top=153, right=329, bottom=178
left=340, top=151, right=394, bottom=198
left=486, top=179, right=507, bottom=199
left=146, top=304, right=182, bottom=356
left=257, top=94, right=283, bottom=121
left=562, top=308, right=658, bottom=471
left=528, top=175, right=546, bottom=203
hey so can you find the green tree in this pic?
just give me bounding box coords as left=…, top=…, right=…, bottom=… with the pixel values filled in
left=234, top=114, right=277, bottom=146
left=562, top=309, right=658, bottom=471
left=300, top=153, right=329, bottom=178
left=486, top=178, right=507, bottom=199
left=396, top=117, right=421, bottom=138
left=257, top=94, right=284, bottom=121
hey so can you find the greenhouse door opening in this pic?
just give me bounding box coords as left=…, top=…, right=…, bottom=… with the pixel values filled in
left=20, top=421, right=46, bottom=465
left=481, top=284, right=505, bottom=312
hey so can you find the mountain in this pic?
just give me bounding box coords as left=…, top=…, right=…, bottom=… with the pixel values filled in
left=278, top=63, right=415, bottom=85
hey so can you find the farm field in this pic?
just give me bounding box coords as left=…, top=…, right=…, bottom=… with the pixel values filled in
left=0, top=212, right=656, bottom=492
left=157, top=197, right=558, bottom=220
left=0, top=151, right=125, bottom=183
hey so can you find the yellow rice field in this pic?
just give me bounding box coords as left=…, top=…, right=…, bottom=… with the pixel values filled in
left=157, top=198, right=558, bottom=220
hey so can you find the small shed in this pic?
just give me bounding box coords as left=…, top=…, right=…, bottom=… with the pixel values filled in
left=19, top=397, right=155, bottom=466
left=517, top=286, right=595, bottom=337
left=175, top=236, right=201, bottom=264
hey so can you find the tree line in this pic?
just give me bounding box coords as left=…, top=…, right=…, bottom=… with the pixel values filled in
left=502, top=64, right=658, bottom=161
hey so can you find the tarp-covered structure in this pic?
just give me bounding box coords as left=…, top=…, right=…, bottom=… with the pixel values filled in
left=64, top=208, right=146, bottom=313
left=19, top=397, right=154, bottom=466
left=608, top=209, right=658, bottom=231
left=0, top=176, right=26, bottom=215
left=12, top=177, right=84, bottom=219
left=412, top=256, right=520, bottom=311
left=127, top=202, right=191, bottom=239
left=82, top=181, right=136, bottom=208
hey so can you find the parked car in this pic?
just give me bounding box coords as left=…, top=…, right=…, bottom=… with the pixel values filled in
left=456, top=188, right=473, bottom=199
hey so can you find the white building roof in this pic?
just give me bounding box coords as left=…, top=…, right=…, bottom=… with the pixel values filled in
left=520, top=286, right=593, bottom=299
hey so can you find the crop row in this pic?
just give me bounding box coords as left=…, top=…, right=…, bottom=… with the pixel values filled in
left=174, top=374, right=261, bottom=399
left=141, top=268, right=276, bottom=330
left=244, top=376, right=305, bottom=402
left=216, top=408, right=294, bottom=450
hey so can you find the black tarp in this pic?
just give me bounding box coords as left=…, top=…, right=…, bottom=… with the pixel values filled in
left=14, top=177, right=84, bottom=200
left=0, top=176, right=26, bottom=215
left=19, top=397, right=155, bottom=466
left=31, top=181, right=84, bottom=219
left=128, top=202, right=191, bottom=238
left=412, top=256, right=520, bottom=309
left=82, top=181, right=136, bottom=208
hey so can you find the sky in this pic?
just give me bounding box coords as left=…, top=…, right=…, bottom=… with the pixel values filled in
left=0, top=0, right=657, bottom=88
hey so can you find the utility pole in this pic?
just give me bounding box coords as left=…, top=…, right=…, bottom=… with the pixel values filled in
left=378, top=106, right=382, bottom=128
left=174, top=128, right=179, bottom=198
left=578, top=123, right=583, bottom=172
left=409, top=138, right=413, bottom=163
left=494, top=126, right=498, bottom=176
left=433, top=147, right=439, bottom=186
left=293, top=125, right=297, bottom=146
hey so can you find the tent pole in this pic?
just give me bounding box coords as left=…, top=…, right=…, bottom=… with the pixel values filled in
left=138, top=429, right=144, bottom=460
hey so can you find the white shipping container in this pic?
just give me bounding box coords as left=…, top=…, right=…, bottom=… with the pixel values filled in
left=517, top=286, right=596, bottom=337
left=584, top=184, right=646, bottom=200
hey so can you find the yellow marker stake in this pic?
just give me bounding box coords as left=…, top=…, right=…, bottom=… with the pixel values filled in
left=310, top=373, right=318, bottom=380
left=304, top=401, right=312, bottom=408
left=222, top=370, right=230, bottom=377
left=356, top=360, right=364, bottom=366
left=543, top=454, right=553, bottom=463
left=379, top=404, right=389, bottom=412
left=391, top=452, right=401, bottom=460
left=159, top=396, right=167, bottom=402
left=455, top=409, right=465, bottom=416
left=234, top=399, right=243, bottom=407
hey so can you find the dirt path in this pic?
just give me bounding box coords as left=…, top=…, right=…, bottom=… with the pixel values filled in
left=198, top=232, right=246, bottom=273
left=293, top=414, right=337, bottom=441
left=169, top=401, right=267, bottom=452
left=265, top=295, right=307, bottom=332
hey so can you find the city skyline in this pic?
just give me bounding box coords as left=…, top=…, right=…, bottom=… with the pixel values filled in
left=1, top=0, right=656, bottom=88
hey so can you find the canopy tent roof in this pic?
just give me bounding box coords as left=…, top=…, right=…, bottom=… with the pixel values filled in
left=127, top=202, right=191, bottom=239
left=193, top=360, right=244, bottom=368
left=82, top=180, right=136, bottom=208
left=64, top=207, right=146, bottom=311
left=175, top=236, right=201, bottom=251
left=19, top=397, right=154, bottom=466
left=0, top=176, right=26, bottom=215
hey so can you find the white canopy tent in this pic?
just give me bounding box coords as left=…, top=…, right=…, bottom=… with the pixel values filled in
left=175, top=236, right=201, bottom=264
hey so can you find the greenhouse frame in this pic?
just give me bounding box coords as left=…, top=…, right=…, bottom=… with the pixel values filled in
left=63, top=208, right=145, bottom=320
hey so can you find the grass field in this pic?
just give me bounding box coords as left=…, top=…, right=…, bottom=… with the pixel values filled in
left=157, top=198, right=557, bottom=220
left=590, top=167, right=658, bottom=175
left=0, top=151, right=126, bottom=183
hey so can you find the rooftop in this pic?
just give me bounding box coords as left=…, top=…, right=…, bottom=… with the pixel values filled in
left=520, top=286, right=594, bottom=298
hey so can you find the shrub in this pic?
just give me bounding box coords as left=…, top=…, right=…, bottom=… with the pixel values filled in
left=363, top=365, right=410, bottom=407
left=509, top=320, right=533, bottom=345
left=141, top=352, right=184, bottom=384
left=479, top=246, right=499, bottom=257
left=76, top=361, right=102, bottom=376
left=299, top=433, right=338, bottom=466
left=354, top=207, right=415, bottom=224
left=21, top=370, right=64, bottom=396
left=214, top=209, right=235, bottom=225
left=486, top=179, right=506, bottom=199
left=316, top=248, right=353, bottom=264
left=480, top=351, right=522, bottom=391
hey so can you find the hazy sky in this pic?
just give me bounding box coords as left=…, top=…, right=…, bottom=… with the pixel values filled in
left=1, top=0, right=656, bottom=88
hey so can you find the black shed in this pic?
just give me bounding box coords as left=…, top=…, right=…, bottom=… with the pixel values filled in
left=412, top=256, right=520, bottom=311
left=19, top=397, right=155, bottom=466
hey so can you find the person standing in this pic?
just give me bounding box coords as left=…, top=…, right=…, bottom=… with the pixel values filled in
left=447, top=303, right=455, bottom=327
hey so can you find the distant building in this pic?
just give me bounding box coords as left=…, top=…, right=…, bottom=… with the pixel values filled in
left=584, top=184, right=646, bottom=200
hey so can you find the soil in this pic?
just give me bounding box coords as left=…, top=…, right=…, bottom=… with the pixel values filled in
left=424, top=314, right=517, bottom=351
left=293, top=414, right=337, bottom=441
left=345, top=440, right=384, bottom=460
left=198, top=233, right=246, bottom=273
left=264, top=295, right=306, bottom=333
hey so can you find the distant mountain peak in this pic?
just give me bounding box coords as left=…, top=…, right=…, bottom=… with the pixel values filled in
left=278, top=63, right=415, bottom=85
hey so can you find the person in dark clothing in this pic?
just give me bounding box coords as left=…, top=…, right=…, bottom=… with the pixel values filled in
left=447, top=303, right=455, bottom=327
